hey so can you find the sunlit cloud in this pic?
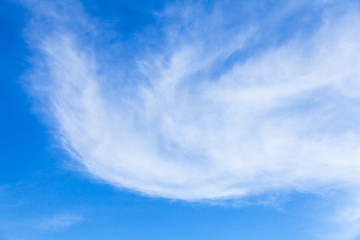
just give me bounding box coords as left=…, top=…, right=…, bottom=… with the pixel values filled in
left=24, top=0, right=360, bottom=238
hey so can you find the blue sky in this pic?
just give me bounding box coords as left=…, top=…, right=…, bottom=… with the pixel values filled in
left=2, top=0, right=360, bottom=239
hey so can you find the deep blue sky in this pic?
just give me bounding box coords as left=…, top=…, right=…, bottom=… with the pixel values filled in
left=2, top=0, right=360, bottom=239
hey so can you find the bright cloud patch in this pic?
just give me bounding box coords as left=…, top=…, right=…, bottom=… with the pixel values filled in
left=26, top=0, right=360, bottom=204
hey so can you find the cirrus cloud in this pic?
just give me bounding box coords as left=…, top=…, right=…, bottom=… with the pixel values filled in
left=25, top=0, right=360, bottom=208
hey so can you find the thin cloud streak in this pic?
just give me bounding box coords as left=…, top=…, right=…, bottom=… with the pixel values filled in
left=37, top=213, right=84, bottom=231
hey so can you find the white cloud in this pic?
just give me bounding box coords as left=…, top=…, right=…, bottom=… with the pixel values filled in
left=25, top=0, right=360, bottom=238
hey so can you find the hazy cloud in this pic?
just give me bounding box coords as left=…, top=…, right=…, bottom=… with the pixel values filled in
left=37, top=213, right=84, bottom=231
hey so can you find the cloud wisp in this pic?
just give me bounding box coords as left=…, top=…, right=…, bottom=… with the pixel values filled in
left=37, top=213, right=84, bottom=231
left=0, top=212, right=83, bottom=240
left=25, top=0, right=360, bottom=206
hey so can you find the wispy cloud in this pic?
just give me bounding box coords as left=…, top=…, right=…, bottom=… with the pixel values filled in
left=23, top=0, right=360, bottom=238
left=0, top=212, right=83, bottom=240
left=37, top=213, right=84, bottom=231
